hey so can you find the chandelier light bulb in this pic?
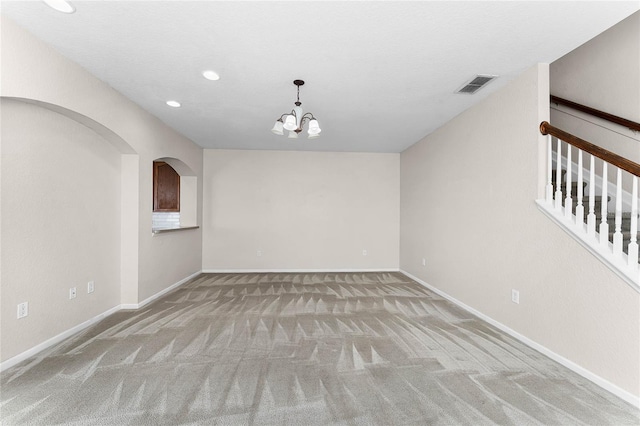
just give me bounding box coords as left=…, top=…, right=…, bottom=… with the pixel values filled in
left=271, top=120, right=284, bottom=135
left=283, top=114, right=297, bottom=131
left=308, top=119, right=321, bottom=135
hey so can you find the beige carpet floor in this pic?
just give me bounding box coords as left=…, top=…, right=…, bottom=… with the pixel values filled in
left=1, top=272, right=639, bottom=425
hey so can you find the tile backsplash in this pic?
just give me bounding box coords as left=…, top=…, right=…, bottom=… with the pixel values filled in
left=152, top=212, right=180, bottom=229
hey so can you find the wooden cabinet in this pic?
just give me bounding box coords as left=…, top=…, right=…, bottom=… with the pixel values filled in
left=153, top=161, right=180, bottom=212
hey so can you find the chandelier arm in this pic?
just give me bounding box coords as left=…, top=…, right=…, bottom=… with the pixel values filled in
left=276, top=108, right=300, bottom=121
left=300, top=113, right=315, bottom=127
left=302, top=112, right=315, bottom=119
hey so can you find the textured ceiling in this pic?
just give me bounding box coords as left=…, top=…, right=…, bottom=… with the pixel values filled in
left=2, top=1, right=639, bottom=153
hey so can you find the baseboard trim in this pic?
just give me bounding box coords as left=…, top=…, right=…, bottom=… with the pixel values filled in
left=0, top=270, right=203, bottom=373
left=400, top=270, right=640, bottom=408
left=136, top=270, right=202, bottom=309
left=11, top=268, right=634, bottom=407
left=201, top=268, right=400, bottom=273
left=119, top=303, right=139, bottom=310
left=0, top=304, right=121, bottom=372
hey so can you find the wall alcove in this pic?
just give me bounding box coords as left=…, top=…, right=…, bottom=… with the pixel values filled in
left=152, top=156, right=198, bottom=232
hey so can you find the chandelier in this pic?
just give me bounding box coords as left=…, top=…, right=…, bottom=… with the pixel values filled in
left=271, top=80, right=321, bottom=139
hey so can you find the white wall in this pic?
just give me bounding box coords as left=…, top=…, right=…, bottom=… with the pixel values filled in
left=1, top=16, right=203, bottom=363
left=400, top=64, right=640, bottom=399
left=1, top=99, right=122, bottom=361
left=203, top=150, right=399, bottom=271
left=550, top=11, right=640, bottom=163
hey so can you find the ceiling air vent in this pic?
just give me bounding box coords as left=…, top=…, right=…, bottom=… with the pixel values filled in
left=456, top=75, right=498, bottom=94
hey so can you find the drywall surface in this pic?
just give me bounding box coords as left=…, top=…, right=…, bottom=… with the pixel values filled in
left=1, top=99, right=122, bottom=361
left=400, top=63, right=640, bottom=398
left=550, top=11, right=640, bottom=162
left=202, top=150, right=399, bottom=271
left=1, top=16, right=203, bottom=362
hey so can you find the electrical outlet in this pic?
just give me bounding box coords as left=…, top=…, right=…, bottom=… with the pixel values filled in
left=17, top=302, right=28, bottom=319
left=511, top=289, right=520, bottom=304
left=422, top=258, right=426, bottom=266
left=69, top=287, right=77, bottom=299
left=362, top=249, right=368, bottom=256
left=87, top=281, right=94, bottom=293
left=257, top=250, right=262, bottom=257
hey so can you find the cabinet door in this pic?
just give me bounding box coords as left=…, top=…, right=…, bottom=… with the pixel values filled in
left=153, top=161, right=180, bottom=212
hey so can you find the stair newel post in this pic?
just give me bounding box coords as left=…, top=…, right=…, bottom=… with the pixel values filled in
left=565, top=146, right=572, bottom=219
left=546, top=135, right=553, bottom=204
left=555, top=139, right=563, bottom=211
left=599, top=162, right=609, bottom=247
left=613, top=168, right=623, bottom=255
left=629, top=176, right=639, bottom=268
left=587, top=155, right=596, bottom=237
left=575, top=149, right=584, bottom=227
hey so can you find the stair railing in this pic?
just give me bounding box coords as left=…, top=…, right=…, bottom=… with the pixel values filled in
left=538, top=121, right=640, bottom=292
left=550, top=95, right=640, bottom=133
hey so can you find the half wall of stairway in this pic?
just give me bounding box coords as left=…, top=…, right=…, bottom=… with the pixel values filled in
left=537, top=116, right=640, bottom=292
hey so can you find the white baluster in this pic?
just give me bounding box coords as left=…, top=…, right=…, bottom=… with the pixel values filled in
left=628, top=176, right=638, bottom=268
left=555, top=138, right=563, bottom=211
left=575, top=149, right=584, bottom=227
left=587, top=155, right=596, bottom=237
left=599, top=162, right=609, bottom=247
left=613, top=169, right=623, bottom=255
left=546, top=135, right=553, bottom=204
left=565, top=146, right=572, bottom=219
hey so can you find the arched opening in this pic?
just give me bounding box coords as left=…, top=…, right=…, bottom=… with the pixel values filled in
left=1, top=97, right=135, bottom=154
left=152, top=157, right=198, bottom=231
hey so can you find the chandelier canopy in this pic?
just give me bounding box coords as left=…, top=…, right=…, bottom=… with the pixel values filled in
left=271, top=80, right=321, bottom=139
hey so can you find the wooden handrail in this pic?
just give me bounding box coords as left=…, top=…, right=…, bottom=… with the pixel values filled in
left=540, top=121, right=640, bottom=177
left=550, top=95, right=640, bottom=132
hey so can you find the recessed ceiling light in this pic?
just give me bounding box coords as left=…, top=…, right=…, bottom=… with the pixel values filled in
left=202, top=70, right=220, bottom=81
left=166, top=100, right=181, bottom=108
left=43, top=0, right=75, bottom=14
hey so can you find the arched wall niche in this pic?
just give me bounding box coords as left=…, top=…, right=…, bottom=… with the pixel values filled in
left=152, top=157, right=198, bottom=228
left=2, top=96, right=142, bottom=307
